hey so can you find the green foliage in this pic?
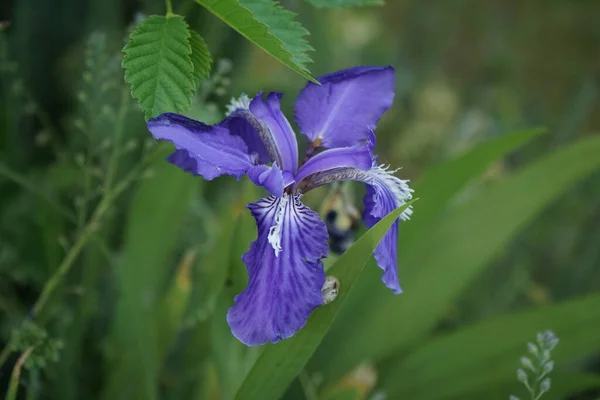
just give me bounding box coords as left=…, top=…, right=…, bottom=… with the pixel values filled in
left=233, top=200, right=417, bottom=400
left=122, top=15, right=195, bottom=119
left=189, top=30, right=212, bottom=88
left=9, top=320, right=63, bottom=370
left=101, top=144, right=200, bottom=400
left=3, top=2, right=600, bottom=399
left=379, top=293, right=600, bottom=399
left=310, top=134, right=600, bottom=385
left=305, top=0, right=383, bottom=7
left=195, top=0, right=316, bottom=82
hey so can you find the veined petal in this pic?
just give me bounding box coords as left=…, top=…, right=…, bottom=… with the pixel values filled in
left=221, top=111, right=271, bottom=164
left=295, top=143, right=372, bottom=185
left=247, top=164, right=284, bottom=197
left=227, top=194, right=329, bottom=346
left=300, top=163, right=412, bottom=294
left=294, top=66, right=395, bottom=149
left=148, top=113, right=255, bottom=180
left=362, top=166, right=413, bottom=293
left=250, top=92, right=299, bottom=175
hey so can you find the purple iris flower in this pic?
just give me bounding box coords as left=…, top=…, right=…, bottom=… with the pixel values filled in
left=147, top=66, right=413, bottom=346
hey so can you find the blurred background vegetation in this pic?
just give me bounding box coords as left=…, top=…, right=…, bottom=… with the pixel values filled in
left=1, top=0, right=600, bottom=399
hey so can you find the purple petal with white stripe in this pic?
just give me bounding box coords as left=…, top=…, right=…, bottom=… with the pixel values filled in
left=227, top=194, right=329, bottom=346
left=296, top=161, right=413, bottom=293
left=294, top=66, right=395, bottom=149
left=148, top=113, right=256, bottom=180
left=250, top=92, right=299, bottom=175
left=361, top=167, right=413, bottom=293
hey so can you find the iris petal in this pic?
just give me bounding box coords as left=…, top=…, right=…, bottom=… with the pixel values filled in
left=298, top=162, right=412, bottom=293
left=148, top=113, right=255, bottom=180
left=362, top=167, right=413, bottom=293
left=227, top=194, right=329, bottom=346
left=250, top=92, right=299, bottom=175
left=294, top=66, right=395, bottom=149
left=247, top=164, right=284, bottom=197
left=295, top=144, right=372, bottom=185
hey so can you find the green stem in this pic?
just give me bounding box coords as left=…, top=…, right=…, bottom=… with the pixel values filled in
left=0, top=163, right=76, bottom=223
left=6, top=345, right=36, bottom=400
left=165, top=0, right=174, bottom=15
left=31, top=195, right=106, bottom=317
left=104, top=88, right=129, bottom=191
left=0, top=346, right=11, bottom=368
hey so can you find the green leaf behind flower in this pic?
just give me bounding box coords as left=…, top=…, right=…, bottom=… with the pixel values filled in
left=232, top=199, right=418, bottom=400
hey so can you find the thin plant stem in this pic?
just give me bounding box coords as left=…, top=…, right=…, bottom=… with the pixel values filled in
left=165, top=0, right=174, bottom=15
left=104, top=88, right=130, bottom=191
left=5, top=345, right=36, bottom=400
left=0, top=163, right=76, bottom=223
left=0, top=346, right=11, bottom=368
left=0, top=94, right=145, bottom=369
left=31, top=89, right=130, bottom=319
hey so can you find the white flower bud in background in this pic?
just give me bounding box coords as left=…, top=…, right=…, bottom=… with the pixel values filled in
left=512, top=331, right=558, bottom=400
left=539, top=378, right=551, bottom=393
left=542, top=361, right=554, bottom=375
left=516, top=369, right=528, bottom=384
left=520, top=357, right=535, bottom=371
left=527, top=342, right=539, bottom=357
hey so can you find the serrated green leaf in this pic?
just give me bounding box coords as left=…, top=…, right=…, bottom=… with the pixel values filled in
left=305, top=0, right=383, bottom=7
left=380, top=292, right=600, bottom=399
left=232, top=199, right=417, bottom=400
left=189, top=30, right=212, bottom=88
left=311, top=134, right=600, bottom=383
left=122, top=15, right=194, bottom=119
left=195, top=0, right=316, bottom=82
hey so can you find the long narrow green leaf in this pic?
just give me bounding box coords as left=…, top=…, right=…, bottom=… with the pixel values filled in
left=310, top=128, right=543, bottom=380
left=380, top=292, right=600, bottom=399
left=408, top=128, right=544, bottom=237
left=194, top=0, right=316, bottom=82
left=311, top=134, right=600, bottom=382
left=232, top=200, right=417, bottom=400
left=101, top=144, right=199, bottom=400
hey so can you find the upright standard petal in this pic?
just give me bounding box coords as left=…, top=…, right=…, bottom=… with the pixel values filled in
left=221, top=112, right=271, bottom=164
left=250, top=92, right=299, bottom=175
left=294, top=66, right=395, bottom=149
left=227, top=194, right=329, bottom=346
left=148, top=113, right=256, bottom=180
left=299, top=162, right=412, bottom=294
